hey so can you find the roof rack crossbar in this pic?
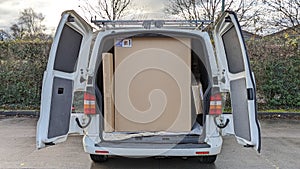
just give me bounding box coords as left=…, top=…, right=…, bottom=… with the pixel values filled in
left=91, top=19, right=213, bottom=30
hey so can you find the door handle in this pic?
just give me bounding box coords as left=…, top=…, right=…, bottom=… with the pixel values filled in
left=247, top=88, right=254, bottom=100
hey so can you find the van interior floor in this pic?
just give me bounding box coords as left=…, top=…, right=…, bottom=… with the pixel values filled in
left=102, top=122, right=203, bottom=142
left=98, top=121, right=205, bottom=146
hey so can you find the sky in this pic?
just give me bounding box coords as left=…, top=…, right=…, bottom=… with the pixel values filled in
left=0, top=0, right=293, bottom=35
left=0, top=0, right=168, bottom=34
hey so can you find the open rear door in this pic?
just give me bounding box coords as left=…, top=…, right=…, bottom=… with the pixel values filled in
left=36, top=10, right=92, bottom=149
left=213, top=11, right=261, bottom=152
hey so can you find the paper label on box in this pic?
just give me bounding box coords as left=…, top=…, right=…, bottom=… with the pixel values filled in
left=115, top=39, right=123, bottom=47
left=116, top=38, right=132, bottom=48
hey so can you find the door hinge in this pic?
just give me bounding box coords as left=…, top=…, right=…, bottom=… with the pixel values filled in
left=218, top=69, right=226, bottom=85
left=79, top=68, right=89, bottom=83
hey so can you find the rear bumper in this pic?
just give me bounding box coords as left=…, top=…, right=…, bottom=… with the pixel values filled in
left=83, top=135, right=222, bottom=157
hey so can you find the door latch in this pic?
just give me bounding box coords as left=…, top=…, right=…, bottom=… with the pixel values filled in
left=214, top=116, right=230, bottom=129
left=79, top=68, right=87, bottom=83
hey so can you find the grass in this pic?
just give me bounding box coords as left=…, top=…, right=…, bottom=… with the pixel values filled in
left=223, top=108, right=300, bottom=113
left=260, top=109, right=300, bottom=113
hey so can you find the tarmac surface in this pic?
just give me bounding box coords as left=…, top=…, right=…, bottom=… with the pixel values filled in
left=0, top=116, right=299, bottom=169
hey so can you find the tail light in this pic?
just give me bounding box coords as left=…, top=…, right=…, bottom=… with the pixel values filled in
left=209, top=93, right=222, bottom=115
left=84, top=92, right=96, bottom=115
left=195, top=151, right=210, bottom=155
left=95, top=150, right=109, bottom=154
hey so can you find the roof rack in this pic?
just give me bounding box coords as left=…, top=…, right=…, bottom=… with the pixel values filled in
left=91, top=19, right=213, bottom=30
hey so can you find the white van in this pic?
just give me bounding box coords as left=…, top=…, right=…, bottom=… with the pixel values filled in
left=36, top=10, right=261, bottom=163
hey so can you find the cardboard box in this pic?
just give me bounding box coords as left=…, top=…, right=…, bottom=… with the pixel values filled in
left=114, top=37, right=192, bottom=132
left=102, top=53, right=115, bottom=132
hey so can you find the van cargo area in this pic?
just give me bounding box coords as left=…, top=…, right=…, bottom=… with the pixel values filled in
left=94, top=32, right=212, bottom=144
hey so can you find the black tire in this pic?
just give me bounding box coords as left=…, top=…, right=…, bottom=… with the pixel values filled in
left=90, top=154, right=108, bottom=163
left=197, top=155, right=217, bottom=164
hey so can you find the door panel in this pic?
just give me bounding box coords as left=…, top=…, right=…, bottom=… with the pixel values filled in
left=36, top=10, right=92, bottom=149
left=54, top=25, right=83, bottom=73
left=48, top=77, right=73, bottom=138
left=222, top=26, right=245, bottom=73
left=213, top=11, right=261, bottom=152
left=230, top=78, right=251, bottom=141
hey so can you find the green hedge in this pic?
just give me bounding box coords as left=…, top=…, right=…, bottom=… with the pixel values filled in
left=0, top=36, right=299, bottom=110
left=247, top=34, right=300, bottom=110
left=0, top=40, right=50, bottom=109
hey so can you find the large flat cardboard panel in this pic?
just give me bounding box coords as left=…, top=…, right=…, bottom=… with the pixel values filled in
left=102, top=53, right=115, bottom=132
left=114, top=37, right=191, bottom=132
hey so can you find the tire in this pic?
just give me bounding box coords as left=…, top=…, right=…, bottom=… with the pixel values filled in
left=90, top=154, right=108, bottom=163
left=197, top=155, right=217, bottom=164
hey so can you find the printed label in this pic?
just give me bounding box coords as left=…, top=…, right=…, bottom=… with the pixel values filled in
left=116, top=38, right=132, bottom=48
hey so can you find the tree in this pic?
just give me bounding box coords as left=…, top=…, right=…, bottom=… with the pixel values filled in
left=165, top=0, right=261, bottom=31
left=79, top=0, right=132, bottom=20
left=10, top=8, right=47, bottom=40
left=0, top=30, right=12, bottom=41
left=165, top=0, right=220, bottom=21
left=262, top=0, right=300, bottom=33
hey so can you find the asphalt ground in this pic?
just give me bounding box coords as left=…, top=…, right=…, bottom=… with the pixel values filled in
left=0, top=116, right=299, bottom=169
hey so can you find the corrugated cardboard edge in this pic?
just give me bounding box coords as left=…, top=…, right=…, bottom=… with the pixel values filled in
left=103, top=53, right=115, bottom=132
left=192, top=83, right=204, bottom=114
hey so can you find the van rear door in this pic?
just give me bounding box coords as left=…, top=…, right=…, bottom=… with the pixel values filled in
left=36, top=10, right=92, bottom=149
left=213, top=11, right=261, bottom=152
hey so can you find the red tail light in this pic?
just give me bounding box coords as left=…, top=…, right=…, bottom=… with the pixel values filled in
left=195, top=151, right=209, bottom=155
left=95, top=150, right=109, bottom=154
left=209, top=93, right=222, bottom=115
left=84, top=92, right=96, bottom=115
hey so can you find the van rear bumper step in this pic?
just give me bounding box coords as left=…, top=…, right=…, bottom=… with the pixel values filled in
left=83, top=136, right=222, bottom=157
left=102, top=134, right=204, bottom=144
left=95, top=142, right=210, bottom=149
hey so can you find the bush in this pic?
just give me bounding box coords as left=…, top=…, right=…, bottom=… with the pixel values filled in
left=0, top=40, right=51, bottom=109
left=247, top=34, right=300, bottom=110
left=0, top=35, right=299, bottom=111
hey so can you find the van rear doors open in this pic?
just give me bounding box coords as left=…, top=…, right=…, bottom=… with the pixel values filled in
left=213, top=11, right=261, bottom=153
left=36, top=10, right=92, bottom=149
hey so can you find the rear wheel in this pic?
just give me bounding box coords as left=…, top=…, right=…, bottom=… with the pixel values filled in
left=90, top=154, right=108, bottom=163
left=197, top=155, right=217, bottom=164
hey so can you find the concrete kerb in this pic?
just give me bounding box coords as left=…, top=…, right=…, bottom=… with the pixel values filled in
left=0, top=110, right=39, bottom=116
left=258, top=112, right=300, bottom=119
